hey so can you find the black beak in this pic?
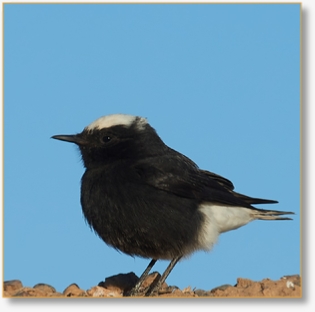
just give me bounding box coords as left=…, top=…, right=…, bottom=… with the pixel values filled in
left=51, top=134, right=87, bottom=145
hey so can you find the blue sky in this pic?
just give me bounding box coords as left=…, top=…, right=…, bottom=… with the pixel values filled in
left=3, top=3, right=300, bottom=295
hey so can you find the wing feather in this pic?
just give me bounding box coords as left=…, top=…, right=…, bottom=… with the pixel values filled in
left=133, top=152, right=276, bottom=208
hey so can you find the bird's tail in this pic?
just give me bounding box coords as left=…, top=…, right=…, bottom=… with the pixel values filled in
left=250, top=208, right=294, bottom=221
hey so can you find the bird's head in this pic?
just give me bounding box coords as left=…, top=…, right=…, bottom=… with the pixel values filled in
left=52, top=114, right=166, bottom=169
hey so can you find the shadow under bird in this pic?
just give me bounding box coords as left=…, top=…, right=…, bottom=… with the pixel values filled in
left=52, top=114, right=294, bottom=296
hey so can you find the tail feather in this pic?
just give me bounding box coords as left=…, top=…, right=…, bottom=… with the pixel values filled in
left=250, top=209, right=294, bottom=221
left=234, top=192, right=279, bottom=205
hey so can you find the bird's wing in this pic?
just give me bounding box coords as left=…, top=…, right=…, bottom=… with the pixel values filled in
left=199, top=169, right=235, bottom=190
left=132, top=155, right=257, bottom=208
left=199, top=170, right=277, bottom=205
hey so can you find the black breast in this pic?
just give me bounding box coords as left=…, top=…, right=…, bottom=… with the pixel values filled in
left=80, top=162, right=204, bottom=260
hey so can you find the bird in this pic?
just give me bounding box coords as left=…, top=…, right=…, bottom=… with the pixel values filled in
left=52, top=113, right=294, bottom=296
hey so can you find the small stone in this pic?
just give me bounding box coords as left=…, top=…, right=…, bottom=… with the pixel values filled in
left=201, top=291, right=214, bottom=297
left=194, top=289, right=208, bottom=296
left=47, top=292, right=64, bottom=297
left=142, top=272, right=168, bottom=289
left=282, top=274, right=301, bottom=287
left=182, top=286, right=192, bottom=293
left=236, top=278, right=254, bottom=289
left=99, top=272, right=139, bottom=293
left=172, top=288, right=184, bottom=296
left=87, top=285, right=122, bottom=297
left=210, top=284, right=233, bottom=293
left=33, top=283, right=56, bottom=294
left=3, top=291, right=11, bottom=297
left=13, top=287, right=46, bottom=297
left=63, top=283, right=86, bottom=297
left=3, top=280, right=23, bottom=295
left=87, top=286, right=106, bottom=297
left=158, top=285, right=179, bottom=295
left=286, top=281, right=295, bottom=289
left=236, top=278, right=263, bottom=297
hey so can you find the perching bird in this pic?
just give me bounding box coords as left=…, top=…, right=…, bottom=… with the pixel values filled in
left=52, top=114, right=293, bottom=296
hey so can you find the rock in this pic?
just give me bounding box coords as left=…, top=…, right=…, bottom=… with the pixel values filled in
left=3, top=280, right=23, bottom=295
left=142, top=271, right=168, bottom=291
left=141, top=271, right=159, bottom=289
left=98, top=272, right=139, bottom=293
left=98, top=271, right=169, bottom=296
left=158, top=285, right=179, bottom=295
left=3, top=291, right=11, bottom=297
left=33, top=283, right=56, bottom=294
left=210, top=276, right=301, bottom=297
left=2, top=274, right=301, bottom=298
left=172, top=288, right=185, bottom=296
left=13, top=287, right=47, bottom=297
left=87, top=285, right=122, bottom=297
left=194, top=289, right=207, bottom=296
left=210, top=284, right=233, bottom=293
left=238, top=278, right=264, bottom=296
left=135, top=272, right=169, bottom=296
left=47, top=292, right=64, bottom=297
left=281, top=274, right=301, bottom=286
left=260, top=276, right=301, bottom=297
left=63, top=283, right=86, bottom=297
left=194, top=289, right=213, bottom=297
left=182, top=286, right=192, bottom=293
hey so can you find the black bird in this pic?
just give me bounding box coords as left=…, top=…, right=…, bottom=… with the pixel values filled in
left=52, top=114, right=293, bottom=296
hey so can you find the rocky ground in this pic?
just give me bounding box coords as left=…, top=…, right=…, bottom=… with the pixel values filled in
left=3, top=272, right=301, bottom=298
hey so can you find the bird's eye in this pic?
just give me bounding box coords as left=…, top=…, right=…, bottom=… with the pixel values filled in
left=102, top=136, right=111, bottom=143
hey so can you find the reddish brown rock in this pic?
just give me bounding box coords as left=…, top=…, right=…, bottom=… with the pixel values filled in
left=3, top=274, right=302, bottom=298
left=194, top=288, right=213, bottom=297
left=282, top=274, right=301, bottom=286
left=33, top=283, right=56, bottom=294
left=172, top=288, right=185, bottom=296
left=98, top=271, right=170, bottom=296
left=142, top=272, right=168, bottom=290
left=87, top=285, right=122, bottom=297
left=63, top=283, right=86, bottom=297
left=99, top=272, right=138, bottom=293
left=182, top=286, right=195, bottom=294
left=31, top=283, right=63, bottom=297
left=210, top=275, right=301, bottom=298
left=13, top=287, right=47, bottom=297
left=3, top=280, right=23, bottom=295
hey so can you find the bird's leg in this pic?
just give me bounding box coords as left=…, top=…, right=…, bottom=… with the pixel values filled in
left=145, top=255, right=182, bottom=297
left=126, top=258, right=157, bottom=296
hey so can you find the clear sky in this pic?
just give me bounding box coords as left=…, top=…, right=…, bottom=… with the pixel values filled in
left=3, top=2, right=300, bottom=297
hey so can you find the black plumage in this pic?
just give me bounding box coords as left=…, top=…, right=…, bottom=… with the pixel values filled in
left=52, top=114, right=293, bottom=296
